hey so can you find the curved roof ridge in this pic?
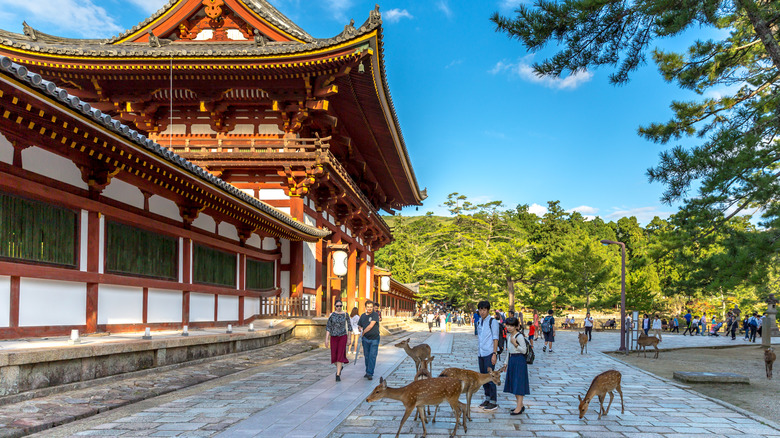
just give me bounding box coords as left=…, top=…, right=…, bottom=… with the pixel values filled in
left=105, top=0, right=179, bottom=44
left=0, top=55, right=329, bottom=241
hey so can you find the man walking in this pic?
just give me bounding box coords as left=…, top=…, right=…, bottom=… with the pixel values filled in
left=476, top=300, right=499, bottom=411
left=682, top=311, right=693, bottom=336
left=358, top=300, right=381, bottom=380
left=584, top=312, right=594, bottom=341
left=473, top=309, right=481, bottom=336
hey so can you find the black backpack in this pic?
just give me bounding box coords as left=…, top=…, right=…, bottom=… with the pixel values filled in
left=488, top=318, right=508, bottom=356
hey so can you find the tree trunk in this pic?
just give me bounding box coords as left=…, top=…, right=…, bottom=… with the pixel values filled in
left=737, top=0, right=780, bottom=71
left=507, top=277, right=515, bottom=312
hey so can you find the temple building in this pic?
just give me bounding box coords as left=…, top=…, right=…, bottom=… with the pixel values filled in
left=0, top=0, right=424, bottom=338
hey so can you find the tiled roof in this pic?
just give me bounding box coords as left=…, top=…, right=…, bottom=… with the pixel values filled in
left=0, top=55, right=330, bottom=240
left=104, top=0, right=314, bottom=44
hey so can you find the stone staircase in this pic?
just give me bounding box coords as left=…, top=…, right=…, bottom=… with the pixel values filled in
left=379, top=317, right=415, bottom=336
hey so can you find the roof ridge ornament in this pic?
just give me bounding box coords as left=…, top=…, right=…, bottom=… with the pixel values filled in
left=368, top=5, right=381, bottom=27
left=22, top=21, right=37, bottom=41
left=342, top=19, right=357, bottom=38
left=253, top=29, right=267, bottom=47
left=148, top=29, right=172, bottom=48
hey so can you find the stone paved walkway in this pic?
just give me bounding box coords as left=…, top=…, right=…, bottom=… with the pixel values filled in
left=34, top=325, right=780, bottom=438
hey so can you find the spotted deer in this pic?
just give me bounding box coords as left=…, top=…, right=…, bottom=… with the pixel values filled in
left=766, top=347, right=776, bottom=379
left=578, top=332, right=588, bottom=354
left=366, top=376, right=467, bottom=438
left=395, top=338, right=432, bottom=372
left=413, top=355, right=435, bottom=423
left=578, top=370, right=624, bottom=419
left=636, top=332, right=661, bottom=359
left=436, top=365, right=506, bottom=421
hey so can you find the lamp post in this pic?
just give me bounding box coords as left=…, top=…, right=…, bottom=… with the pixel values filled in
left=601, top=239, right=627, bottom=352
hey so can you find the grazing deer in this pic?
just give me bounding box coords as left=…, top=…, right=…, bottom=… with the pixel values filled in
left=578, top=370, right=624, bottom=419
left=413, top=355, right=435, bottom=423
left=766, top=347, right=776, bottom=379
left=366, top=376, right=467, bottom=438
left=395, top=338, right=432, bottom=372
left=578, top=332, right=588, bottom=354
left=636, top=332, right=661, bottom=359
left=436, top=365, right=506, bottom=421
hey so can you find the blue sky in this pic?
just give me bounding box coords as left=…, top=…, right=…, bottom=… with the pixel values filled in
left=0, top=0, right=718, bottom=223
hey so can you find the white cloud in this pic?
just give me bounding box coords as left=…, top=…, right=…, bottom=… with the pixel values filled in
left=490, top=55, right=593, bottom=90
left=436, top=0, right=453, bottom=18
left=499, top=0, right=527, bottom=10
left=384, top=8, right=413, bottom=23
left=324, top=0, right=353, bottom=21
left=127, top=0, right=167, bottom=14
left=484, top=130, right=507, bottom=139
left=605, top=206, right=672, bottom=224
left=1, top=0, right=122, bottom=38
left=567, top=205, right=599, bottom=220
left=445, top=59, right=463, bottom=69
left=528, top=203, right=548, bottom=216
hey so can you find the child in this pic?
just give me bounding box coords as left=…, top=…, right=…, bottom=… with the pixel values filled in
left=526, top=321, right=535, bottom=348
left=502, top=317, right=530, bottom=415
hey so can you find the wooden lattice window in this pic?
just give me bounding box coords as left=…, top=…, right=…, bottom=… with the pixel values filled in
left=246, top=258, right=274, bottom=291
left=106, top=221, right=177, bottom=280
left=193, top=243, right=236, bottom=287
left=0, top=192, right=76, bottom=266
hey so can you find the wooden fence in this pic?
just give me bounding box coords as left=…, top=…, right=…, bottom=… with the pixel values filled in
left=259, top=296, right=316, bottom=318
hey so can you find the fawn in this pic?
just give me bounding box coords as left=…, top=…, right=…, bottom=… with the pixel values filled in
left=366, top=376, right=467, bottom=438
left=413, top=355, right=435, bottom=423
left=766, top=347, right=776, bottom=379
left=578, top=332, right=588, bottom=354
left=436, top=365, right=506, bottom=421
left=636, top=332, right=661, bottom=358
left=578, top=370, right=624, bottom=419
left=395, top=338, right=432, bottom=372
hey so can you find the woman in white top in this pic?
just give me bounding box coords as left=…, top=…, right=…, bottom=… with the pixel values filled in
left=652, top=314, right=662, bottom=337
left=502, top=316, right=530, bottom=415
left=348, top=307, right=361, bottom=356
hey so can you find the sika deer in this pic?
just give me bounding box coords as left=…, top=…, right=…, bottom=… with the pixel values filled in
left=436, top=365, right=506, bottom=421
left=413, top=355, right=435, bottom=423
left=636, top=332, right=661, bottom=358
left=395, top=338, right=432, bottom=371
left=766, top=347, right=776, bottom=379
left=578, top=370, right=624, bottom=419
left=578, top=332, right=588, bottom=354
left=366, top=376, right=467, bottom=438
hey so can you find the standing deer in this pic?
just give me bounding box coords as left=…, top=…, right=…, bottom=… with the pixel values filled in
left=578, top=370, right=624, bottom=419
left=766, top=347, right=776, bottom=379
left=636, top=332, right=661, bottom=358
left=366, top=376, right=467, bottom=438
left=395, top=338, right=432, bottom=372
left=436, top=365, right=506, bottom=421
left=578, top=332, right=588, bottom=354
left=413, top=355, right=435, bottom=423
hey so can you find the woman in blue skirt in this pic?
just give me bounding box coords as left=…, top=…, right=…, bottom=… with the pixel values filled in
left=502, top=316, right=530, bottom=415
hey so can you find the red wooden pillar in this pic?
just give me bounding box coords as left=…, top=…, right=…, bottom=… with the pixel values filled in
left=86, top=211, right=100, bottom=333
left=346, top=244, right=357, bottom=310
left=9, top=276, right=19, bottom=328
left=289, top=197, right=304, bottom=298
left=358, top=252, right=367, bottom=310
left=182, top=237, right=191, bottom=326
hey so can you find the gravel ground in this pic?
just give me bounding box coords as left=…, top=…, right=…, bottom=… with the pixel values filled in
left=609, top=342, right=780, bottom=424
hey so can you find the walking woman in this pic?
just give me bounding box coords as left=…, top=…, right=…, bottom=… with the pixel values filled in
left=532, top=310, right=540, bottom=340
left=502, top=317, right=530, bottom=415
left=325, top=299, right=352, bottom=382
left=348, top=306, right=360, bottom=356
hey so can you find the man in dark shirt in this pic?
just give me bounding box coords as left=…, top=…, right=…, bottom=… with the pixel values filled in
left=358, top=300, right=381, bottom=380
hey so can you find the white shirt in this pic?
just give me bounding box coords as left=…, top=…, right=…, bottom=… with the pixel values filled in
left=584, top=317, right=593, bottom=327
left=477, top=316, right=500, bottom=357
left=652, top=318, right=661, bottom=330
left=506, top=332, right=527, bottom=355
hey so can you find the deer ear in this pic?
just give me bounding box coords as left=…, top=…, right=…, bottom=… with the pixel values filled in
left=379, top=376, right=384, bottom=384
left=578, top=395, right=582, bottom=402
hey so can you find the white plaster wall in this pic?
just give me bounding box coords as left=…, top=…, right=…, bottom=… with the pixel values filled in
left=149, top=196, right=181, bottom=221
left=190, top=292, right=215, bottom=322
left=191, top=213, right=216, bottom=233
left=217, top=295, right=238, bottom=321
left=241, top=188, right=255, bottom=198
left=0, top=133, right=13, bottom=164
left=160, top=124, right=186, bottom=135
left=101, top=179, right=144, bottom=210
left=0, top=276, right=10, bottom=327
left=246, top=234, right=262, bottom=249
left=19, top=278, right=85, bottom=326
left=263, top=238, right=277, bottom=250
left=191, top=124, right=216, bottom=134
left=97, top=285, right=143, bottom=325
left=257, top=124, right=284, bottom=135
left=258, top=189, right=288, bottom=201
left=233, top=124, right=254, bottom=134
left=365, top=266, right=372, bottom=301
left=147, top=289, right=183, bottom=323
left=218, top=222, right=239, bottom=241
left=280, top=271, right=290, bottom=298
left=280, top=239, right=290, bottom=264
left=244, top=297, right=259, bottom=319
left=22, top=146, right=88, bottom=189
left=80, top=210, right=88, bottom=272
left=277, top=207, right=291, bottom=215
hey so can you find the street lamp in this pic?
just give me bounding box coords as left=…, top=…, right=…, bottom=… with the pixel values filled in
left=601, top=239, right=627, bottom=352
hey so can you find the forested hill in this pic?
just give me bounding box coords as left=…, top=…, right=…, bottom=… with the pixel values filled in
left=375, top=195, right=770, bottom=316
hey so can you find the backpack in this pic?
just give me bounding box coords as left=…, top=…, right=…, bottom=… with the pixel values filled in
left=748, top=317, right=758, bottom=328
left=524, top=337, right=535, bottom=364
left=488, top=318, right=508, bottom=355
left=541, top=316, right=553, bottom=333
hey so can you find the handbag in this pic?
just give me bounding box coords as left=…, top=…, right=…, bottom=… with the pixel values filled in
left=524, top=337, right=535, bottom=364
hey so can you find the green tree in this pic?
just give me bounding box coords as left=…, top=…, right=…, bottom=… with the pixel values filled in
left=491, top=0, right=780, bottom=289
